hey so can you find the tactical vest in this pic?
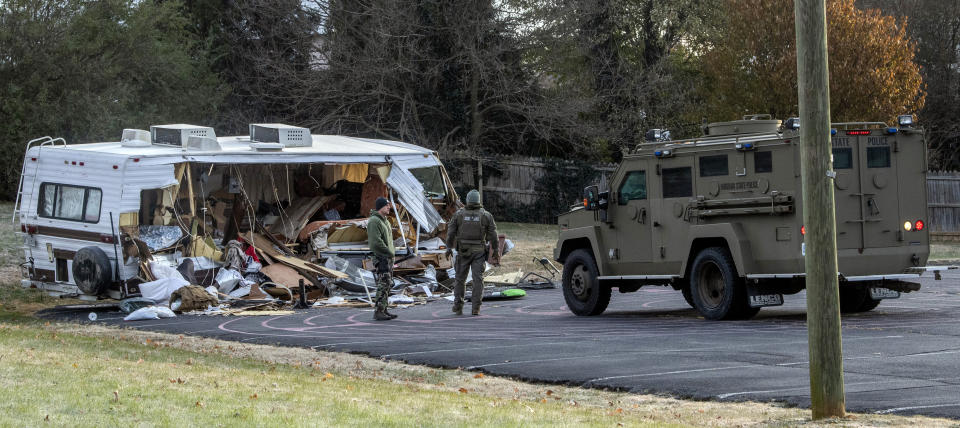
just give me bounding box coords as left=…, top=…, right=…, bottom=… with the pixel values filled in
left=458, top=208, right=485, bottom=250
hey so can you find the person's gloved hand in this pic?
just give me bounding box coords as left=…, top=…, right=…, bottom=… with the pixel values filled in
left=445, top=248, right=453, bottom=258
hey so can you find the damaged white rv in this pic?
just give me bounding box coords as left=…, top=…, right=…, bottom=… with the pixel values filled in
left=14, top=124, right=459, bottom=299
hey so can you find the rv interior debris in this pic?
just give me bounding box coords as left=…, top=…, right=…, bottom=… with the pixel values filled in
left=16, top=124, right=531, bottom=317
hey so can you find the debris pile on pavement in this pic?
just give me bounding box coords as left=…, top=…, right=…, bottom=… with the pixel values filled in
left=63, top=161, right=552, bottom=320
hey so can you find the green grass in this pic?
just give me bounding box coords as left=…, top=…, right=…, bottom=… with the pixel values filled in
left=0, top=202, right=22, bottom=270
left=0, top=321, right=687, bottom=428
left=493, top=222, right=559, bottom=276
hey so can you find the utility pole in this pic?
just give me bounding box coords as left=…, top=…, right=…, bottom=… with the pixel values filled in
left=794, top=0, right=846, bottom=419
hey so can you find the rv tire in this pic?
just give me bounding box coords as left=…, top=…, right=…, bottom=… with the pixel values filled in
left=73, top=246, right=112, bottom=296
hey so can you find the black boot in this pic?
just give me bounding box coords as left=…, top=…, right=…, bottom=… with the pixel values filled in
left=374, top=310, right=392, bottom=321
left=471, top=307, right=480, bottom=316
left=452, top=303, right=463, bottom=315
left=384, top=308, right=398, bottom=319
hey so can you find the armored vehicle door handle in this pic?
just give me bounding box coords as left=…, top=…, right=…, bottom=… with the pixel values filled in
left=866, top=197, right=880, bottom=215
left=638, top=208, right=647, bottom=224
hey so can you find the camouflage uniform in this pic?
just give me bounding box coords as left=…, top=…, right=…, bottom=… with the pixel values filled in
left=373, top=258, right=393, bottom=313
left=367, top=209, right=396, bottom=318
left=446, top=192, right=498, bottom=315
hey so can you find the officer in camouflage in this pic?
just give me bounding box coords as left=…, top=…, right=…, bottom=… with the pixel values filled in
left=446, top=189, right=499, bottom=315
left=367, top=197, right=397, bottom=321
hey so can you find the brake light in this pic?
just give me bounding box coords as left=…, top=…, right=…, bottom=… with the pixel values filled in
left=583, top=199, right=588, bottom=208
left=801, top=225, right=805, bottom=235
left=903, top=221, right=913, bottom=231
left=914, top=220, right=924, bottom=231
left=100, top=234, right=116, bottom=244
left=847, top=130, right=870, bottom=136
left=21, top=224, right=37, bottom=234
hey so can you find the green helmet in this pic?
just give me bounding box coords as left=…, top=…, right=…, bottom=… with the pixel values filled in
left=466, top=189, right=481, bottom=204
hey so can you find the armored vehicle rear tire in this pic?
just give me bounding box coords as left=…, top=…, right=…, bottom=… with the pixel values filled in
left=681, top=282, right=695, bottom=308
left=689, top=247, right=754, bottom=320
left=839, top=286, right=881, bottom=313
left=562, top=249, right=610, bottom=316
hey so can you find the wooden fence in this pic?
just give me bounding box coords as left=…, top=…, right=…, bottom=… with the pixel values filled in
left=446, top=155, right=616, bottom=206
left=927, top=171, right=960, bottom=236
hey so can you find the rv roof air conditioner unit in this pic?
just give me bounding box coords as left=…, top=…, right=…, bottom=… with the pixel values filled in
left=186, top=136, right=222, bottom=151
left=150, top=124, right=216, bottom=147
left=249, top=123, right=311, bottom=148
left=120, top=129, right=151, bottom=148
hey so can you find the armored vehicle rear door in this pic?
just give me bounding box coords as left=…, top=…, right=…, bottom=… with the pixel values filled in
left=611, top=165, right=652, bottom=272
left=833, top=131, right=901, bottom=250
left=832, top=135, right=863, bottom=249
left=858, top=133, right=900, bottom=248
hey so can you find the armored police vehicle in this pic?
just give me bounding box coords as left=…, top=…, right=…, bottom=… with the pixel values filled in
left=555, top=114, right=931, bottom=320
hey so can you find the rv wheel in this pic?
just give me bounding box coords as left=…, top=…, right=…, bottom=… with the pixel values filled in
left=562, top=249, right=610, bottom=316
left=73, top=246, right=112, bottom=296
left=689, top=247, right=754, bottom=320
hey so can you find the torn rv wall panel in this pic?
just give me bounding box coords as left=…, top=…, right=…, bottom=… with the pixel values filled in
left=386, top=165, right=443, bottom=233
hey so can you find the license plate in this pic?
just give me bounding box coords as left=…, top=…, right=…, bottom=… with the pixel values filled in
left=749, top=294, right=784, bottom=308
left=869, top=287, right=900, bottom=299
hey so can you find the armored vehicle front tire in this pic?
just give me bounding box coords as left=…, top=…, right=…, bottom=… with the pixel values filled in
left=689, top=247, right=755, bottom=320
left=562, top=249, right=610, bottom=316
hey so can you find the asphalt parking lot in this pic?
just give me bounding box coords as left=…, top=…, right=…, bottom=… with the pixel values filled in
left=42, top=271, right=960, bottom=419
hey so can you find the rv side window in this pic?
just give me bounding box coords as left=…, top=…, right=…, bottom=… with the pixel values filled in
left=867, top=146, right=891, bottom=168
left=37, top=183, right=102, bottom=223
left=618, top=171, right=646, bottom=204
left=833, top=148, right=853, bottom=169
left=754, top=151, right=773, bottom=173
left=662, top=167, right=693, bottom=198
left=699, top=155, right=728, bottom=177
left=39, top=183, right=56, bottom=217
left=409, top=166, right=447, bottom=198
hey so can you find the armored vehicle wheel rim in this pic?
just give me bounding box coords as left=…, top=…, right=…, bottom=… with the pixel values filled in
left=570, top=265, right=592, bottom=302
left=696, top=260, right=726, bottom=310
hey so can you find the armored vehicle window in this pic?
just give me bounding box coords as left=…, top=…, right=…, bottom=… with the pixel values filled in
left=754, top=151, right=773, bottom=173
left=37, top=183, right=102, bottom=223
left=662, top=167, right=693, bottom=198
left=618, top=171, right=647, bottom=204
left=867, top=146, right=891, bottom=168
left=699, top=155, right=728, bottom=177
left=833, top=148, right=853, bottom=169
